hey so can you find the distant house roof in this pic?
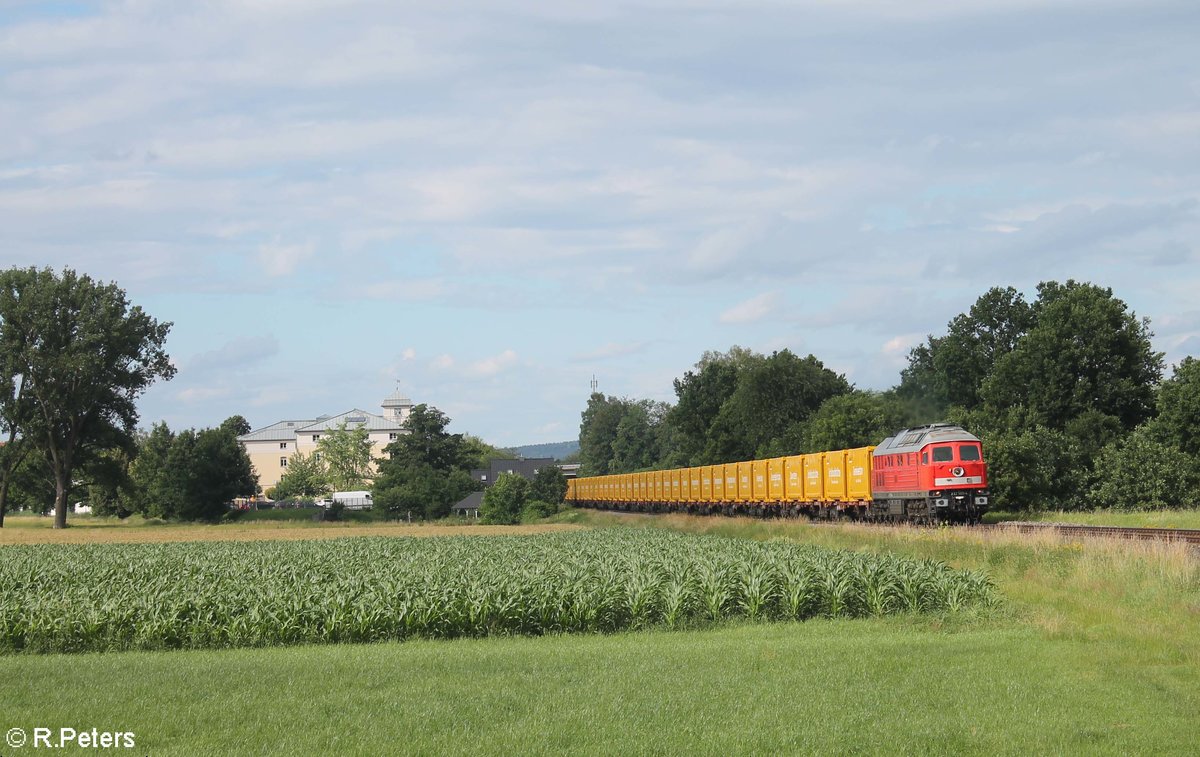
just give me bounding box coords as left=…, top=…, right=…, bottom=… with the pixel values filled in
left=296, top=409, right=404, bottom=433
left=471, top=458, right=557, bottom=483
left=452, top=491, right=484, bottom=511
left=237, top=419, right=317, bottom=443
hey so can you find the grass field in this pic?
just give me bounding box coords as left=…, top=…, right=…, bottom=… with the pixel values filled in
left=3, top=617, right=1196, bottom=756
left=0, top=512, right=578, bottom=545
left=985, top=508, right=1200, bottom=529
left=3, top=509, right=1198, bottom=754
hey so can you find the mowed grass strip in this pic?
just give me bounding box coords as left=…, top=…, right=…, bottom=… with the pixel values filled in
left=0, top=530, right=996, bottom=654
left=3, top=620, right=1196, bottom=756
left=0, top=513, right=581, bottom=545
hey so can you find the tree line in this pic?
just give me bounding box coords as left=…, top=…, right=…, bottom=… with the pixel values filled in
left=580, top=281, right=1198, bottom=511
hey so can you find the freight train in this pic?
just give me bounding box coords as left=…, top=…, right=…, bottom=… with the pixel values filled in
left=565, top=423, right=990, bottom=524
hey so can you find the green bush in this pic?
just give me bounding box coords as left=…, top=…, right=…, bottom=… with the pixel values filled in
left=1089, top=427, right=1199, bottom=510
left=520, top=500, right=557, bottom=522
left=481, top=473, right=529, bottom=524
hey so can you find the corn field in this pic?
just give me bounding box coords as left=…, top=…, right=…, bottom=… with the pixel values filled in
left=0, top=530, right=997, bottom=654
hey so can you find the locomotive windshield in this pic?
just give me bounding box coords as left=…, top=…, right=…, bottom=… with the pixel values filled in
left=959, top=445, right=981, bottom=461
left=931, top=446, right=953, bottom=462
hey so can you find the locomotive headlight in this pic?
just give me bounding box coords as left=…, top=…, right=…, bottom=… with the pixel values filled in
left=951, top=466, right=965, bottom=477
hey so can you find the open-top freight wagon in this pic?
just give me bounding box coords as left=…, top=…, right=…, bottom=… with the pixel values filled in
left=566, top=424, right=989, bottom=524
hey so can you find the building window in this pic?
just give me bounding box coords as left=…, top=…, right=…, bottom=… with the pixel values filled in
left=314, top=453, right=322, bottom=462
left=389, top=433, right=398, bottom=440
left=279, top=442, right=288, bottom=449
left=480, top=474, right=487, bottom=481
left=280, top=457, right=288, bottom=468
left=312, top=435, right=319, bottom=442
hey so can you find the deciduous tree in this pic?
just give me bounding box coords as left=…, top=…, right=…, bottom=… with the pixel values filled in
left=529, top=464, right=568, bottom=505
left=2, top=267, right=174, bottom=528
left=273, top=451, right=329, bottom=500
left=480, top=472, right=529, bottom=524
left=1154, top=357, right=1200, bottom=457
left=316, top=421, right=374, bottom=490
left=981, top=281, right=1162, bottom=432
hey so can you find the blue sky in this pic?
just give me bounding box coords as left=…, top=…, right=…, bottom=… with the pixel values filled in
left=2, top=0, right=1197, bottom=447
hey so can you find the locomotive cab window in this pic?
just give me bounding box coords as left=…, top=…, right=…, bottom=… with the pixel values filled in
left=959, top=445, right=981, bottom=461
left=921, top=452, right=928, bottom=464
left=932, top=446, right=954, bottom=462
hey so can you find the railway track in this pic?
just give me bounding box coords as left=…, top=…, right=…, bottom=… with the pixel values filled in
left=581, top=504, right=1200, bottom=545
left=984, top=522, right=1200, bottom=545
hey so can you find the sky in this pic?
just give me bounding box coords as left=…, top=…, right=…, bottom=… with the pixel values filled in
left=1, top=0, right=1198, bottom=447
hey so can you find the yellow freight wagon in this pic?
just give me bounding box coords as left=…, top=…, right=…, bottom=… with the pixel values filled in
left=712, top=464, right=725, bottom=501
left=724, top=464, right=738, bottom=502
left=846, top=447, right=874, bottom=501
left=768, top=457, right=786, bottom=501
left=824, top=450, right=848, bottom=502
left=689, top=468, right=702, bottom=503
left=802, top=453, right=824, bottom=501
left=736, top=461, right=753, bottom=502
left=652, top=470, right=663, bottom=503
left=752, top=460, right=769, bottom=502
left=670, top=469, right=682, bottom=504
left=783, top=456, right=804, bottom=501
left=701, top=466, right=713, bottom=502
left=680, top=468, right=691, bottom=502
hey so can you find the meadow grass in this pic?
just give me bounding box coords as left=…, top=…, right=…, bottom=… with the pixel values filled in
left=986, top=508, right=1200, bottom=529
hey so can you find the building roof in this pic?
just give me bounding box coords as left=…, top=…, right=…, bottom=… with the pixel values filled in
left=452, top=491, right=484, bottom=511
left=471, top=458, right=557, bottom=483
left=296, top=409, right=404, bottom=433
left=237, top=419, right=317, bottom=443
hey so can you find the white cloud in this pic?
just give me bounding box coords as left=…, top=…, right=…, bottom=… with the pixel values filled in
left=184, top=335, right=280, bottom=376
left=719, top=292, right=780, bottom=324
left=570, top=342, right=649, bottom=362
left=257, top=239, right=315, bottom=277
left=360, top=278, right=452, bottom=301
left=401, top=348, right=416, bottom=361
left=431, top=354, right=456, bottom=371
left=467, top=350, right=518, bottom=378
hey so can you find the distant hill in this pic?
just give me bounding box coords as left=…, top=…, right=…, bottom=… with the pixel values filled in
left=510, top=440, right=580, bottom=461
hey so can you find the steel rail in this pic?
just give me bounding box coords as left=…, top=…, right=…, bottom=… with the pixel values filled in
left=984, top=522, right=1200, bottom=545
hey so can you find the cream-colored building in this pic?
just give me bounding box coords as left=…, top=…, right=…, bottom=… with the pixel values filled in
left=237, top=390, right=414, bottom=493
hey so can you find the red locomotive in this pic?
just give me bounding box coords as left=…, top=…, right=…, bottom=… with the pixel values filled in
left=869, top=423, right=989, bottom=523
